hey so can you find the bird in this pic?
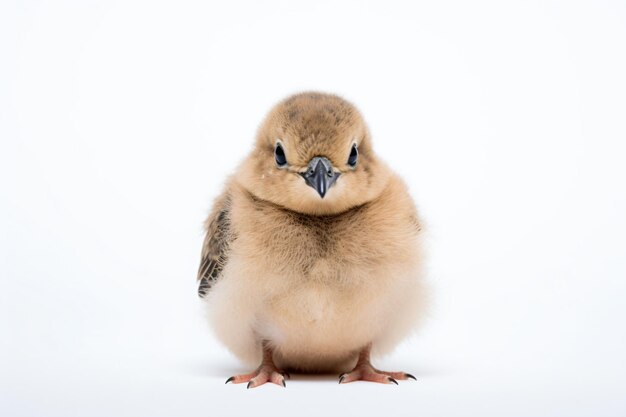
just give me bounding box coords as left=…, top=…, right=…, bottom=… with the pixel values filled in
left=197, top=92, right=427, bottom=388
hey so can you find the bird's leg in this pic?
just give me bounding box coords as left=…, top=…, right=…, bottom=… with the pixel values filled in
left=225, top=342, right=289, bottom=388
left=338, top=344, right=416, bottom=385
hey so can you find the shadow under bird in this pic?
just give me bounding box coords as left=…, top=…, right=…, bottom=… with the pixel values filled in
left=197, top=92, right=426, bottom=388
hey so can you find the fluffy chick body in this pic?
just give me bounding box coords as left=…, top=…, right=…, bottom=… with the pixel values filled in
left=199, top=92, right=426, bottom=374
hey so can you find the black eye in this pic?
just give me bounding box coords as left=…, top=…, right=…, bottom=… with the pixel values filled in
left=275, top=143, right=287, bottom=167
left=347, top=144, right=358, bottom=167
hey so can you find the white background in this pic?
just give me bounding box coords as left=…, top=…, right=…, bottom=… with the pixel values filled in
left=1, top=1, right=626, bottom=416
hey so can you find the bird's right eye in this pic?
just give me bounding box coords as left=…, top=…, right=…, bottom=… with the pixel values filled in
left=275, top=143, right=287, bottom=167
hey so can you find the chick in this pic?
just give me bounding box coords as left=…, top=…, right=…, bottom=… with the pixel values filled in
left=197, top=92, right=426, bottom=388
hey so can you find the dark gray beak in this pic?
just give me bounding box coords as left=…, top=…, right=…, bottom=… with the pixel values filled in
left=300, top=156, right=340, bottom=198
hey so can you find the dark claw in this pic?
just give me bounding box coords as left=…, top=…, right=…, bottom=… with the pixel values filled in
left=225, top=376, right=234, bottom=384
left=282, top=379, right=286, bottom=387
left=388, top=377, right=398, bottom=385
left=338, top=373, right=347, bottom=380
left=247, top=381, right=253, bottom=389
left=338, top=376, right=345, bottom=384
left=406, top=373, right=417, bottom=381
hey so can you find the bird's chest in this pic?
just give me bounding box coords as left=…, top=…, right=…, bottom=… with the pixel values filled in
left=232, top=206, right=409, bottom=356
left=250, top=211, right=365, bottom=279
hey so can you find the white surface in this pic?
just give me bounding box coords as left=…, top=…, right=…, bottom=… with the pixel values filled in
left=2, top=1, right=626, bottom=416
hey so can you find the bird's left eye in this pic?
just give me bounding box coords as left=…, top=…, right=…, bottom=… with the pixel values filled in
left=275, top=143, right=287, bottom=167
left=347, top=144, right=358, bottom=167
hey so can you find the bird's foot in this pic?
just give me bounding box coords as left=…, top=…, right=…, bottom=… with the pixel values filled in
left=338, top=344, right=416, bottom=385
left=338, top=364, right=415, bottom=385
left=225, top=365, right=289, bottom=389
left=225, top=341, right=288, bottom=388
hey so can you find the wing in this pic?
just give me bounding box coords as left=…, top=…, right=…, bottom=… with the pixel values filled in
left=197, top=192, right=232, bottom=298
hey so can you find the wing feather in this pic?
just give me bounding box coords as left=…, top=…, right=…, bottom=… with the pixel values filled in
left=197, top=193, right=232, bottom=297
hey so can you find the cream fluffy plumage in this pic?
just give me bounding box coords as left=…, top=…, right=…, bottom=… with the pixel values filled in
left=198, top=92, right=426, bottom=386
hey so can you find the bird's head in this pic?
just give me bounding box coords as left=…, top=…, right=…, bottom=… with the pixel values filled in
left=238, top=92, right=391, bottom=215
